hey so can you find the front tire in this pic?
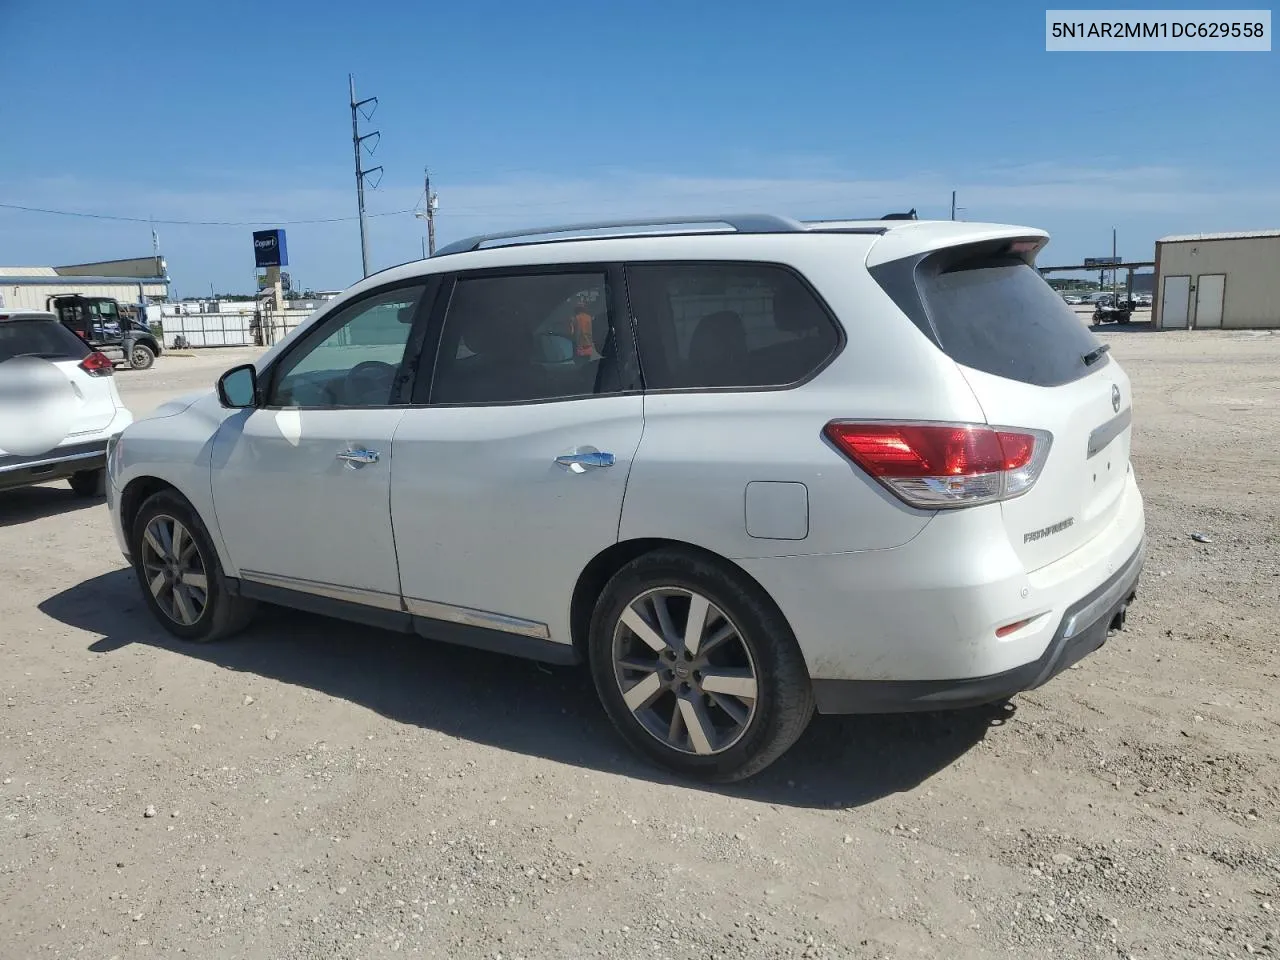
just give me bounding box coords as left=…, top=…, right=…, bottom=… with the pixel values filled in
left=130, top=343, right=156, bottom=370
left=129, top=490, right=256, bottom=642
left=588, top=549, right=814, bottom=782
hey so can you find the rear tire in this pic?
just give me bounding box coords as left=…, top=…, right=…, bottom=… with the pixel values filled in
left=129, top=344, right=156, bottom=370
left=129, top=490, right=256, bottom=642
left=588, top=549, right=814, bottom=782
left=69, top=468, right=106, bottom=498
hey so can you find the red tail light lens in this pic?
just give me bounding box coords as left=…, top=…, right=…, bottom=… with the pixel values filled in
left=823, top=421, right=1051, bottom=509
left=79, top=351, right=114, bottom=377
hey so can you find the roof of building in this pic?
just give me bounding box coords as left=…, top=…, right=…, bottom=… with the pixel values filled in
left=0, top=266, right=57, bottom=277
left=1158, top=229, right=1280, bottom=244
left=0, top=274, right=168, bottom=286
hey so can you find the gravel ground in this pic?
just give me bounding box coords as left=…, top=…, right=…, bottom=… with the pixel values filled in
left=1, top=330, right=1277, bottom=960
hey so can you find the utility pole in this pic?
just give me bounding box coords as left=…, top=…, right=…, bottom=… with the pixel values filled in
left=1112, top=227, right=1118, bottom=302
left=951, top=191, right=956, bottom=221
left=415, top=167, right=438, bottom=256
left=349, top=74, right=382, bottom=278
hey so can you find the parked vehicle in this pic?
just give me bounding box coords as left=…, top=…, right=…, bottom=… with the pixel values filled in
left=106, top=214, right=1145, bottom=781
left=47, top=294, right=163, bottom=370
left=1093, top=297, right=1140, bottom=323
left=0, top=310, right=133, bottom=496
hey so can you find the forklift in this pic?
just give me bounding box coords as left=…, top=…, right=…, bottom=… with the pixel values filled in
left=45, top=294, right=163, bottom=369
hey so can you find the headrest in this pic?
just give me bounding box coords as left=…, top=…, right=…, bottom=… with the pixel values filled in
left=464, top=310, right=528, bottom=358
left=689, top=310, right=747, bottom=361
left=772, top=281, right=824, bottom=333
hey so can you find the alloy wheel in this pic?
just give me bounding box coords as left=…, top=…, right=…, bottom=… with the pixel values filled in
left=612, top=587, right=759, bottom=756
left=139, top=514, right=209, bottom=626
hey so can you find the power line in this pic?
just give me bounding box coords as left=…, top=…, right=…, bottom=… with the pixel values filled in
left=0, top=200, right=416, bottom=226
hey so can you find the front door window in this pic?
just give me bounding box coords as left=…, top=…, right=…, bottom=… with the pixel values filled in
left=267, top=285, right=426, bottom=408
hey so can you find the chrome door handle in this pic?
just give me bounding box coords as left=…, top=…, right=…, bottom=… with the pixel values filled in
left=337, top=448, right=380, bottom=466
left=556, top=451, right=615, bottom=469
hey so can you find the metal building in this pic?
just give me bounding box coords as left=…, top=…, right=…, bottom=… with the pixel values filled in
left=0, top=255, right=169, bottom=312
left=1153, top=229, right=1280, bottom=330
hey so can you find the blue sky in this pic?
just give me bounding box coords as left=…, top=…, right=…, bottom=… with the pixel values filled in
left=0, top=0, right=1276, bottom=295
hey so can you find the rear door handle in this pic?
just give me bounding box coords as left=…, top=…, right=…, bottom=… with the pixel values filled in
left=556, top=451, right=615, bottom=470
left=337, top=448, right=380, bottom=467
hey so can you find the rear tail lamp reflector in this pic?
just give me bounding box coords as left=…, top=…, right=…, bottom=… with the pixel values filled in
left=823, top=421, right=1052, bottom=509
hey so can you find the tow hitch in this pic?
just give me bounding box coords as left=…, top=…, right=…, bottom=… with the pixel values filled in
left=1107, top=591, right=1138, bottom=636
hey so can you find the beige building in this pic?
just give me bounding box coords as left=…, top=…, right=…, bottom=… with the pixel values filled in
left=1153, top=230, right=1280, bottom=330
left=0, top=255, right=169, bottom=312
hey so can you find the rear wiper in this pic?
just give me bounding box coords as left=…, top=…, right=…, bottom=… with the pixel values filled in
left=1082, top=343, right=1111, bottom=367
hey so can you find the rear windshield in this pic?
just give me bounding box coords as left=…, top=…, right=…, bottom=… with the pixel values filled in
left=916, top=260, right=1106, bottom=387
left=0, top=319, right=92, bottom=363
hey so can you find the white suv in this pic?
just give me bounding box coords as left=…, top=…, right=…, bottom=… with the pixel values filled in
left=1, top=310, right=133, bottom=497
left=107, top=215, right=1145, bottom=781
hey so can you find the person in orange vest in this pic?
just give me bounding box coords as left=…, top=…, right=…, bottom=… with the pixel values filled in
left=570, top=297, right=594, bottom=358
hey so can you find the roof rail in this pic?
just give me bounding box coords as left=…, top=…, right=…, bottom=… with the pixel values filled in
left=431, top=214, right=807, bottom=257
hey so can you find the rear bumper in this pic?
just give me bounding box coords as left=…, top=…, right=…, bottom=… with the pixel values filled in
left=736, top=470, right=1145, bottom=702
left=0, top=438, right=108, bottom=491
left=810, top=536, right=1144, bottom=713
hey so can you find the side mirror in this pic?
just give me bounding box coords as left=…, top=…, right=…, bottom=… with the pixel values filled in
left=217, top=364, right=259, bottom=408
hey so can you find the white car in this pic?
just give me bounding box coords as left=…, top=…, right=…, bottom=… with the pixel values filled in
left=0, top=310, right=133, bottom=497
left=107, top=215, right=1145, bottom=781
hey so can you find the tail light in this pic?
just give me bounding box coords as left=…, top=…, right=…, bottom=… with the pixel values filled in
left=79, top=351, right=114, bottom=377
left=823, top=421, right=1052, bottom=509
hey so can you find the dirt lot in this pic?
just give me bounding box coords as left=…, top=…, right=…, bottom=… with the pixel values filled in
left=2, top=330, right=1277, bottom=960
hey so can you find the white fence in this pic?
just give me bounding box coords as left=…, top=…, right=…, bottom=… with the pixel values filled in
left=160, top=310, right=316, bottom=349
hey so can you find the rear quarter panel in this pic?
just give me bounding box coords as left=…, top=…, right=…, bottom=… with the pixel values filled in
left=619, top=237, right=988, bottom=560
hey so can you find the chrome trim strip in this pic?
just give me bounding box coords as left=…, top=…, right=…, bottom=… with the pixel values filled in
left=237, top=571, right=555, bottom=641
left=404, top=596, right=552, bottom=641
left=239, top=570, right=405, bottom=612
left=1060, top=539, right=1145, bottom=640
left=0, top=449, right=106, bottom=474
left=1087, top=407, right=1132, bottom=459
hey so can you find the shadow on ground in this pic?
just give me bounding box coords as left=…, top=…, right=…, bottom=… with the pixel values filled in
left=0, top=484, right=101, bottom=528
left=1090, top=320, right=1161, bottom=334
left=41, top=569, right=1012, bottom=810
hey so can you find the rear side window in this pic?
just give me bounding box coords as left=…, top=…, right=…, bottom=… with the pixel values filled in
left=910, top=257, right=1105, bottom=387
left=0, top=319, right=91, bottom=363
left=626, top=262, right=840, bottom=390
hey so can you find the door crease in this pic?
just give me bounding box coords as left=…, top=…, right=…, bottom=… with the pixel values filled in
left=387, top=408, right=413, bottom=609
left=616, top=397, right=647, bottom=542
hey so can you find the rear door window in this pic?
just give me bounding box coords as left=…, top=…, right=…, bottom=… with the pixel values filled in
left=914, top=259, right=1106, bottom=387
left=426, top=270, right=631, bottom=405
left=626, top=262, right=840, bottom=390
left=0, top=319, right=92, bottom=362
